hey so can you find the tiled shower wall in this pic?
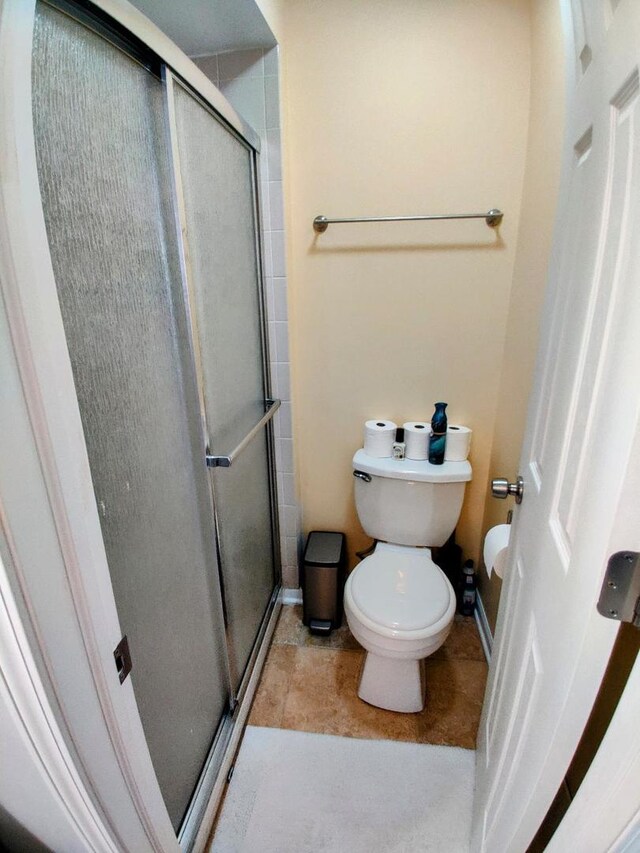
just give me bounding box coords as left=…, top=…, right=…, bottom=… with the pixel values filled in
left=193, top=48, right=301, bottom=590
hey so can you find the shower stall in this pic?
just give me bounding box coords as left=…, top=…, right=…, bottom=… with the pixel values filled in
left=19, top=0, right=281, bottom=845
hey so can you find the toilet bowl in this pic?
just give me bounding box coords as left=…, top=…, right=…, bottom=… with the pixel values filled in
left=345, top=542, right=456, bottom=712
left=346, top=448, right=472, bottom=713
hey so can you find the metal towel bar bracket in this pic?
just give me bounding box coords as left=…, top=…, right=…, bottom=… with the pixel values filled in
left=206, top=398, right=281, bottom=468
left=313, top=208, right=503, bottom=233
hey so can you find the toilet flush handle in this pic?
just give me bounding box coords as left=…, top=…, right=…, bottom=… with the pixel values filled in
left=353, top=470, right=372, bottom=483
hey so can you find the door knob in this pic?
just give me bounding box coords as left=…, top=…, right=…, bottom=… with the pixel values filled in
left=491, top=475, right=524, bottom=504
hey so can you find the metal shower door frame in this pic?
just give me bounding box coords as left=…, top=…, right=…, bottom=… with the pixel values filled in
left=62, top=1, right=284, bottom=844
left=163, top=65, right=281, bottom=697
left=0, top=0, right=282, bottom=850
left=162, top=67, right=283, bottom=848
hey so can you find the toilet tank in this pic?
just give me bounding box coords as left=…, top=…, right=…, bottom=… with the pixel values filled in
left=352, top=449, right=472, bottom=547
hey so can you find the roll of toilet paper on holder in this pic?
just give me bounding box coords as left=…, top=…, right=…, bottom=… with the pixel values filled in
left=363, top=420, right=397, bottom=458
left=483, top=524, right=511, bottom=579
left=403, top=421, right=430, bottom=460
left=444, top=425, right=472, bottom=461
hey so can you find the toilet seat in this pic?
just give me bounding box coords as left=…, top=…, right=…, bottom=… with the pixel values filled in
left=344, top=545, right=457, bottom=710
left=345, top=547, right=455, bottom=641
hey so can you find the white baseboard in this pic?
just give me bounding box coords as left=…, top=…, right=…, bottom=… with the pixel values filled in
left=281, top=587, right=303, bottom=605
left=474, top=591, right=493, bottom=663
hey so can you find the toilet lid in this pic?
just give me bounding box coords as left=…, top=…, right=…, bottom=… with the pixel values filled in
left=350, top=551, right=452, bottom=631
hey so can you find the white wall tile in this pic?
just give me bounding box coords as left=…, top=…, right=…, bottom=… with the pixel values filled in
left=193, top=55, right=219, bottom=86
left=263, top=46, right=279, bottom=77
left=282, top=565, right=299, bottom=588
left=285, top=536, right=299, bottom=568
left=265, top=75, right=280, bottom=129
left=257, top=147, right=270, bottom=183
left=259, top=181, right=271, bottom=231
left=262, top=233, right=273, bottom=278
left=273, top=406, right=282, bottom=438
left=275, top=321, right=289, bottom=362
left=219, top=77, right=265, bottom=132
left=276, top=363, right=291, bottom=400
left=271, top=230, right=286, bottom=277
left=268, top=181, right=284, bottom=231
left=279, top=524, right=287, bottom=563
left=278, top=438, right=294, bottom=473
left=282, top=504, right=298, bottom=537
left=267, top=321, right=277, bottom=368
left=273, top=277, right=288, bottom=321
left=218, top=48, right=264, bottom=81
left=266, top=128, right=282, bottom=180
left=282, top=473, right=296, bottom=506
left=277, top=401, right=292, bottom=438
left=265, top=274, right=275, bottom=318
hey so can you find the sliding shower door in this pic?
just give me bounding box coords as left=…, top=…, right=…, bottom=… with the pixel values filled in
left=171, top=81, right=278, bottom=690
left=30, top=1, right=279, bottom=834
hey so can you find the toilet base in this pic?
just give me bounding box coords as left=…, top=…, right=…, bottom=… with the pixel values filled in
left=357, top=652, right=427, bottom=713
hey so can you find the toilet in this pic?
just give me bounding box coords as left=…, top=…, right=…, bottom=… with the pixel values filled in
left=344, top=448, right=472, bottom=713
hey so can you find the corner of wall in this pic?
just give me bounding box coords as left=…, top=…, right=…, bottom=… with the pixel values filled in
left=477, top=0, right=566, bottom=633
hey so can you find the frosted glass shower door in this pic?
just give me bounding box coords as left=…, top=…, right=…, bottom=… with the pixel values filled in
left=172, top=81, right=278, bottom=691
left=31, top=4, right=231, bottom=832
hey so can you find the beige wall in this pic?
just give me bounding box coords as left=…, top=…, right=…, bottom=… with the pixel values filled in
left=479, top=0, right=565, bottom=631
left=278, top=0, right=532, bottom=568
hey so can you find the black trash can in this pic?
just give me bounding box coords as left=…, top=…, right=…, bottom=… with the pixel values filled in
left=301, top=531, right=346, bottom=635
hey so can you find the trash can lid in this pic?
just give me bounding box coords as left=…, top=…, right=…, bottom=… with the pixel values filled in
left=304, top=531, right=345, bottom=566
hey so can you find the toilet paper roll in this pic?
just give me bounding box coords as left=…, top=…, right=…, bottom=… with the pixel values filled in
left=444, top=425, right=472, bottom=461
left=403, top=422, right=430, bottom=460
left=363, top=420, right=397, bottom=458
left=483, top=524, right=511, bottom=579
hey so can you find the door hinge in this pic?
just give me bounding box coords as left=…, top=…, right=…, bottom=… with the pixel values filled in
left=113, top=635, right=133, bottom=684
left=597, top=552, right=640, bottom=628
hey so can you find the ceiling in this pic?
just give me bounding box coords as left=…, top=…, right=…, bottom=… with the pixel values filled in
left=128, top=0, right=276, bottom=57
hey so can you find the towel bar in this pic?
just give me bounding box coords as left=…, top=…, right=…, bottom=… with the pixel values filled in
left=313, top=209, right=503, bottom=233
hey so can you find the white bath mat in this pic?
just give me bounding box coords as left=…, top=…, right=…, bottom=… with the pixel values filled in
left=210, top=726, right=475, bottom=852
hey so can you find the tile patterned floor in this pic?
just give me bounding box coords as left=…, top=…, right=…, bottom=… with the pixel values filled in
left=248, top=605, right=488, bottom=749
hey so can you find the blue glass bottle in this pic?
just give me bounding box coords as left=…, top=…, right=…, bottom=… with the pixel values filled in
left=428, top=402, right=448, bottom=465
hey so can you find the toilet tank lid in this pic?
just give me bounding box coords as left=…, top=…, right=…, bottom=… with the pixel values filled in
left=353, top=449, right=472, bottom=483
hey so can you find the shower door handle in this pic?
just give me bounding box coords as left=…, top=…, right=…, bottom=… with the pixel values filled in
left=206, top=399, right=281, bottom=468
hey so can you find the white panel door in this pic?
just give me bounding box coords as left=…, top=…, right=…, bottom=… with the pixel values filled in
left=472, top=1, right=640, bottom=850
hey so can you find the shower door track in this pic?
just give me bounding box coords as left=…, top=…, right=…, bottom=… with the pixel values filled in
left=179, top=587, right=282, bottom=852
